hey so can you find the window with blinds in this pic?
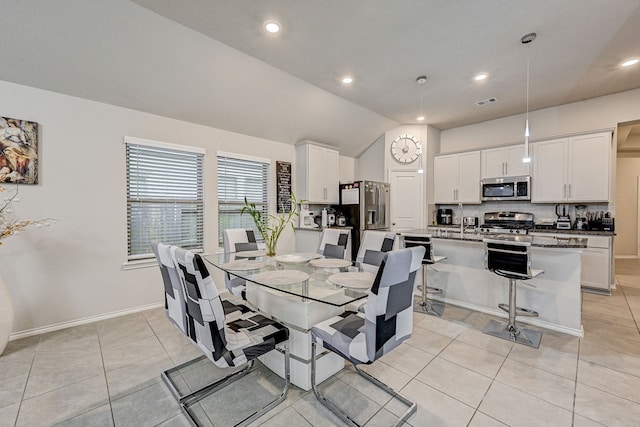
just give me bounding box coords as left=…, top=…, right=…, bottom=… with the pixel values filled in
left=126, top=138, right=204, bottom=260
left=217, top=154, right=269, bottom=245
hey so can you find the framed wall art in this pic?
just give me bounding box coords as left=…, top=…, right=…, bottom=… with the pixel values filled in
left=0, top=116, right=39, bottom=184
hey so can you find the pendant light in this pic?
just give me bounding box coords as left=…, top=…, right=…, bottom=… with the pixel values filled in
left=521, top=32, right=536, bottom=163
left=416, top=75, right=427, bottom=173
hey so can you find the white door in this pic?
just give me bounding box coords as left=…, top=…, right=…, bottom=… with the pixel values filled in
left=389, top=170, right=424, bottom=232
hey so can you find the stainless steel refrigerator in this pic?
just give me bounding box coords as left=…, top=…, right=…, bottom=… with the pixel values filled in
left=338, top=180, right=390, bottom=260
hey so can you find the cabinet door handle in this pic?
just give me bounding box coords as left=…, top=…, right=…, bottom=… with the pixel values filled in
left=503, top=162, right=507, bottom=175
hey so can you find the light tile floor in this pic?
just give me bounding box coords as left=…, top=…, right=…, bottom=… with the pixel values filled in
left=1, top=259, right=639, bottom=426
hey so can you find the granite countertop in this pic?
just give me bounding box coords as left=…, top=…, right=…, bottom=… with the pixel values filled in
left=528, top=228, right=615, bottom=236
left=422, top=225, right=614, bottom=237
left=402, top=228, right=587, bottom=248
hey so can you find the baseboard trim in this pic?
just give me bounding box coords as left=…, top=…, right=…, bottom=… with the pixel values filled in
left=9, top=302, right=164, bottom=341
left=615, top=255, right=640, bottom=259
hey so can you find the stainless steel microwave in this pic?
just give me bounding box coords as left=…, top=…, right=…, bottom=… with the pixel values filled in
left=481, top=176, right=531, bottom=201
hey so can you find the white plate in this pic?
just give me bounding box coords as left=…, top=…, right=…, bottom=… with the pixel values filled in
left=274, top=254, right=311, bottom=264
left=328, top=272, right=375, bottom=289
left=234, top=250, right=267, bottom=258
left=251, top=270, right=310, bottom=286
left=309, top=258, right=352, bottom=269
left=220, top=260, right=269, bottom=271
left=296, top=252, right=323, bottom=260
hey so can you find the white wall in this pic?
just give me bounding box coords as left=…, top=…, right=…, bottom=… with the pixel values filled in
left=355, top=134, right=385, bottom=181
left=0, top=80, right=303, bottom=335
left=616, top=155, right=640, bottom=257
left=339, top=155, right=355, bottom=183
left=441, top=88, right=640, bottom=153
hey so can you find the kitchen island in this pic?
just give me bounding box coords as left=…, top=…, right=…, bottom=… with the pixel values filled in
left=401, top=229, right=587, bottom=337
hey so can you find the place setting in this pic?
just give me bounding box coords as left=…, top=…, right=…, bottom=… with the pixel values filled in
left=234, top=250, right=268, bottom=258
left=327, top=271, right=375, bottom=290
left=219, top=259, right=269, bottom=272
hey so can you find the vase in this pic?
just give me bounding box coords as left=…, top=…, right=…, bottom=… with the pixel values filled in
left=265, top=239, right=277, bottom=257
left=0, top=275, right=13, bottom=356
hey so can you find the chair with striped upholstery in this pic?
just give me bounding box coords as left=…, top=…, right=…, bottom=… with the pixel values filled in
left=355, top=230, right=396, bottom=264
left=223, top=228, right=259, bottom=299
left=317, top=228, right=350, bottom=259
left=159, top=245, right=290, bottom=426
left=310, top=246, right=425, bottom=427
left=151, top=241, right=188, bottom=335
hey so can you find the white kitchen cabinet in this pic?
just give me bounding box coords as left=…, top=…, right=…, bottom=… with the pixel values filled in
left=481, top=145, right=530, bottom=178
left=532, top=132, right=611, bottom=203
left=434, top=151, right=481, bottom=204
left=530, top=232, right=613, bottom=294
left=296, top=141, right=340, bottom=204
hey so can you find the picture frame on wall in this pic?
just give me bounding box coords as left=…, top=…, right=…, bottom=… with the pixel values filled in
left=0, top=116, right=39, bottom=184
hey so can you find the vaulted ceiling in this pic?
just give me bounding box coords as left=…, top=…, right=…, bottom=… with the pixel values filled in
left=1, top=1, right=640, bottom=157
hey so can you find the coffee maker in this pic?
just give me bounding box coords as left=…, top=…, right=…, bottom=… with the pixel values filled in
left=436, top=208, right=453, bottom=225
left=574, top=204, right=589, bottom=230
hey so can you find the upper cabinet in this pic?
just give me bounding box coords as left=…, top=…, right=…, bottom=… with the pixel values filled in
left=296, top=141, right=340, bottom=204
left=434, top=151, right=481, bottom=204
left=481, top=145, right=530, bottom=178
left=532, top=132, right=611, bottom=203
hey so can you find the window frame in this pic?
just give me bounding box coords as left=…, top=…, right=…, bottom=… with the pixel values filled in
left=217, top=151, right=270, bottom=247
left=125, top=136, right=206, bottom=262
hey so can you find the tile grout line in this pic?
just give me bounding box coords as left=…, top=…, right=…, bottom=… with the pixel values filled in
left=11, top=336, right=39, bottom=427
left=466, top=341, right=514, bottom=426
left=96, top=324, right=116, bottom=427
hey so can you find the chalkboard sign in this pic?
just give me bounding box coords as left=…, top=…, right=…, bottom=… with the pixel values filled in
left=276, top=161, right=292, bottom=213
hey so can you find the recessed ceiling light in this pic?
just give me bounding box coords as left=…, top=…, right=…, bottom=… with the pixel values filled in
left=263, top=20, right=281, bottom=34
left=474, top=73, right=489, bottom=81
left=341, top=76, right=354, bottom=85
left=621, top=58, right=639, bottom=67
left=416, top=115, right=425, bottom=121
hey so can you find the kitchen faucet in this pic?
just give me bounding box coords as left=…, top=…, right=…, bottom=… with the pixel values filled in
left=458, top=203, right=464, bottom=235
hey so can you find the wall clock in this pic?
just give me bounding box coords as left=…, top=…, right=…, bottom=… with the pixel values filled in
left=390, top=134, right=421, bottom=164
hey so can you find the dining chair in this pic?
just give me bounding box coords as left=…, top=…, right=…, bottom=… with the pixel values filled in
left=223, top=228, right=259, bottom=299
left=317, top=228, right=350, bottom=259
left=355, top=230, right=396, bottom=264
left=310, top=246, right=425, bottom=427
left=151, top=241, right=188, bottom=335
left=162, top=245, right=291, bottom=426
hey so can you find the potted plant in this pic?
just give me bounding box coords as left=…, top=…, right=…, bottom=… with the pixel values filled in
left=241, top=193, right=304, bottom=256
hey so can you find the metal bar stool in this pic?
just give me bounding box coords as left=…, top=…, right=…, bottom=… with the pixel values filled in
left=483, top=238, right=544, bottom=348
left=402, top=233, right=447, bottom=316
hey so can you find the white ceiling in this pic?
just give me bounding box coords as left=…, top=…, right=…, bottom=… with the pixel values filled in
left=1, top=0, right=640, bottom=157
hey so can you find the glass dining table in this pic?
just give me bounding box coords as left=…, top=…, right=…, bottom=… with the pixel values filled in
left=202, top=250, right=375, bottom=391
left=203, top=250, right=372, bottom=307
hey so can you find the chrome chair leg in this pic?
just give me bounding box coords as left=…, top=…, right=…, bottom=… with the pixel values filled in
left=483, top=278, right=542, bottom=349
left=415, top=265, right=444, bottom=317
left=311, top=342, right=416, bottom=427
left=180, top=345, right=290, bottom=427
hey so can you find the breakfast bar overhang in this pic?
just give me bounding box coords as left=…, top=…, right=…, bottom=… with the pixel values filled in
left=402, top=230, right=588, bottom=337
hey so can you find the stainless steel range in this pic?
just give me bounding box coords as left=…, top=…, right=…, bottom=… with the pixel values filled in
left=479, top=212, right=534, bottom=235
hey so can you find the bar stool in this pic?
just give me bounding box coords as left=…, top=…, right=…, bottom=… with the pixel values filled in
left=402, top=233, right=447, bottom=316
left=482, top=238, right=544, bottom=348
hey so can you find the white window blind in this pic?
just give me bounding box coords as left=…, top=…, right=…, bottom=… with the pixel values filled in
left=217, top=155, right=269, bottom=245
left=126, top=139, right=204, bottom=260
